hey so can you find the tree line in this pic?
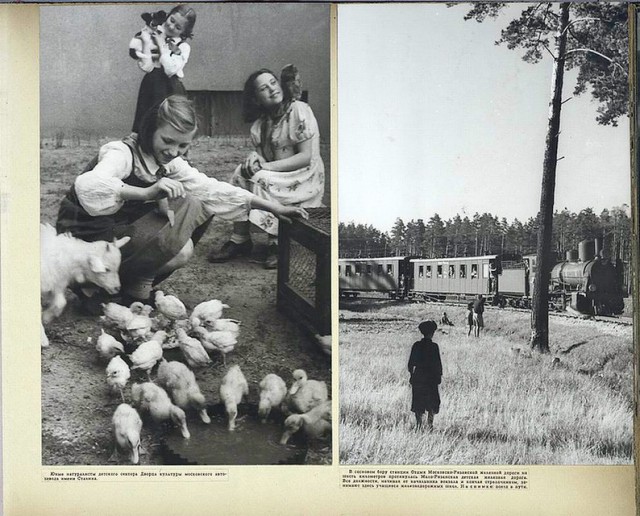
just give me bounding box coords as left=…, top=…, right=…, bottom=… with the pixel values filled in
left=339, top=206, right=631, bottom=263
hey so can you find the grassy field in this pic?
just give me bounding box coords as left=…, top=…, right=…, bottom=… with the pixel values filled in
left=339, top=302, right=633, bottom=465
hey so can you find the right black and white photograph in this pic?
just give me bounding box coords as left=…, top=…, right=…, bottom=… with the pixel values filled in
left=338, top=3, right=633, bottom=465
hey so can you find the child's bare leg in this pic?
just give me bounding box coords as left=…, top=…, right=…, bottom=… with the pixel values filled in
left=415, top=412, right=422, bottom=429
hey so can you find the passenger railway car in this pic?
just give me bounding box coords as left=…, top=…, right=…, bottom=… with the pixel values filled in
left=410, top=255, right=501, bottom=302
left=338, top=256, right=412, bottom=298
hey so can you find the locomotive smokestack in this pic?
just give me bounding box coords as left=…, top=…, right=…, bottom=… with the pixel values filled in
left=578, top=240, right=595, bottom=262
left=594, top=237, right=602, bottom=259
left=566, top=250, right=578, bottom=262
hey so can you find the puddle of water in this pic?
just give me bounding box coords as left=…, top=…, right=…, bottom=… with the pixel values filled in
left=162, top=404, right=307, bottom=465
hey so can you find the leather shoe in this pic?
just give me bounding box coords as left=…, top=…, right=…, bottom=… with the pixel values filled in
left=208, top=240, right=252, bottom=263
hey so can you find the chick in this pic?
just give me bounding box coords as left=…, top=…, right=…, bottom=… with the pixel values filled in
left=176, top=328, right=212, bottom=368
left=280, top=400, right=331, bottom=445
left=96, top=329, right=124, bottom=361
left=101, top=302, right=134, bottom=330
left=219, top=365, right=248, bottom=431
left=283, top=369, right=328, bottom=414
left=157, top=359, right=211, bottom=424
left=150, top=311, right=170, bottom=330
left=128, top=337, right=163, bottom=380
left=110, top=403, right=143, bottom=464
left=131, top=382, right=190, bottom=439
left=148, top=330, right=167, bottom=346
left=130, top=301, right=154, bottom=317
left=126, top=314, right=153, bottom=341
left=155, top=290, right=187, bottom=321
left=258, top=374, right=287, bottom=423
left=191, top=326, right=236, bottom=365
left=106, top=355, right=131, bottom=402
left=208, top=318, right=241, bottom=334
left=190, top=299, right=229, bottom=328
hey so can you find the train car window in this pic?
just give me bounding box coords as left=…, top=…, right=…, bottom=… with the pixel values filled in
left=426, top=265, right=432, bottom=278
left=460, top=264, right=466, bottom=278
left=449, top=265, right=455, bottom=278
left=387, top=264, right=393, bottom=274
left=338, top=265, right=341, bottom=276
left=377, top=264, right=383, bottom=274
left=418, top=265, right=424, bottom=278
left=471, top=264, right=478, bottom=279
left=437, top=265, right=443, bottom=278
left=346, top=265, right=352, bottom=277
left=366, top=264, right=372, bottom=275
left=355, top=264, right=361, bottom=275
left=483, top=263, right=489, bottom=278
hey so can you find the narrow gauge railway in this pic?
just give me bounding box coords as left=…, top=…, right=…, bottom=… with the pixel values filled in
left=339, top=296, right=633, bottom=327
left=338, top=239, right=625, bottom=317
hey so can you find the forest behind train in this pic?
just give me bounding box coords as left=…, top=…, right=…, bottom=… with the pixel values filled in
left=339, top=206, right=632, bottom=264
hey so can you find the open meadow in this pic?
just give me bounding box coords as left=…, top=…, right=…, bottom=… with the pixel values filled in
left=339, top=300, right=633, bottom=465
left=40, top=135, right=331, bottom=465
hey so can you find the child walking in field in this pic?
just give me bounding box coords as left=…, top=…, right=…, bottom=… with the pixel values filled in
left=473, top=294, right=485, bottom=337
left=129, top=4, right=196, bottom=133
left=408, top=320, right=442, bottom=431
left=467, top=302, right=474, bottom=336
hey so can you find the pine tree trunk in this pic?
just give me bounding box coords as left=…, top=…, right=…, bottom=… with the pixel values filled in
left=530, top=3, right=570, bottom=353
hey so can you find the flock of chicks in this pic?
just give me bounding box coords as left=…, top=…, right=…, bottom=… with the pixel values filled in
left=93, top=290, right=331, bottom=464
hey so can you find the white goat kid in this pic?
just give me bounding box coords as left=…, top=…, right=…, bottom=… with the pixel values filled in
left=40, top=224, right=130, bottom=347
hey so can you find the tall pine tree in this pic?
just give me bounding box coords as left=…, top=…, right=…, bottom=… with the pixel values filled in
left=456, top=2, right=628, bottom=352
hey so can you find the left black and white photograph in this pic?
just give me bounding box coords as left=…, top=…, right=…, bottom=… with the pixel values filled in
left=39, top=3, right=332, bottom=466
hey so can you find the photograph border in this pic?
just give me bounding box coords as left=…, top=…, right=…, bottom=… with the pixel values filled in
left=0, top=3, right=637, bottom=515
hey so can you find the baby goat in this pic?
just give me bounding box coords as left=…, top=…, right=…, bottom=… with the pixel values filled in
left=40, top=224, right=130, bottom=347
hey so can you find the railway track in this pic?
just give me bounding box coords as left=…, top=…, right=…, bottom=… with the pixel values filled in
left=339, top=295, right=633, bottom=327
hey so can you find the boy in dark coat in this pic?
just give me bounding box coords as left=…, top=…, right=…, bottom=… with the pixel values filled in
left=408, top=320, right=442, bottom=430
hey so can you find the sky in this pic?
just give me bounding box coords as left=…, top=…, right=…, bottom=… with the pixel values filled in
left=337, top=4, right=631, bottom=234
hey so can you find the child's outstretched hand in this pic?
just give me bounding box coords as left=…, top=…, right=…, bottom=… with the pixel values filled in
left=275, top=206, right=309, bottom=225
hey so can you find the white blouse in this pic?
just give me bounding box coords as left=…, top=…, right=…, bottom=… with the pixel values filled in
left=75, top=140, right=255, bottom=221
left=129, top=36, right=191, bottom=78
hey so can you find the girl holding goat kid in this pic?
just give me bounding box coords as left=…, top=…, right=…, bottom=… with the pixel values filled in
left=57, top=95, right=307, bottom=310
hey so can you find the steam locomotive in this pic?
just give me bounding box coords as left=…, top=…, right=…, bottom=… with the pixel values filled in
left=338, top=239, right=625, bottom=316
